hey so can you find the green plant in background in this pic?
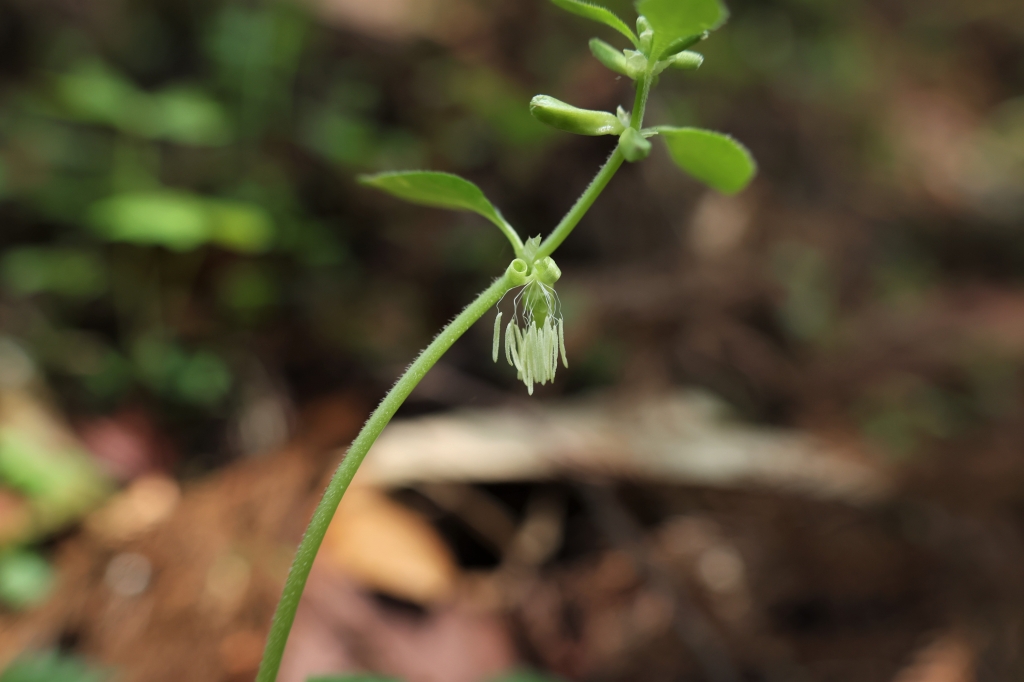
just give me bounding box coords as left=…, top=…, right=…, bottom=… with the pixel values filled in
left=0, top=651, right=107, bottom=682
left=257, top=0, right=755, bottom=679
left=0, top=550, right=54, bottom=611
left=0, top=0, right=338, bottom=415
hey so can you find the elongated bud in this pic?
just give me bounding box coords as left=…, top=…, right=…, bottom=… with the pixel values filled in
left=589, top=38, right=630, bottom=77
left=637, top=16, right=654, bottom=55
left=652, top=49, right=704, bottom=76
left=660, top=31, right=709, bottom=59
left=530, top=95, right=625, bottom=136
left=618, top=127, right=651, bottom=162
left=668, top=50, right=703, bottom=70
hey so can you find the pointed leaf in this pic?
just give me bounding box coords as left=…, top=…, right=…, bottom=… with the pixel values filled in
left=550, top=0, right=639, bottom=47
left=658, top=127, right=755, bottom=194
left=635, top=0, right=727, bottom=58
left=87, top=191, right=274, bottom=253
left=589, top=38, right=630, bottom=76
left=359, top=171, right=506, bottom=228
left=87, top=191, right=212, bottom=251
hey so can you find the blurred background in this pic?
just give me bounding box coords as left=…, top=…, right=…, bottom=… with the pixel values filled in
left=0, top=0, right=1022, bottom=680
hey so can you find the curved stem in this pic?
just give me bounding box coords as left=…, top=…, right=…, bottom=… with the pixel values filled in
left=256, top=273, right=513, bottom=682
left=535, top=148, right=624, bottom=260
left=496, top=214, right=525, bottom=257
left=259, top=65, right=657, bottom=682
left=535, top=72, right=652, bottom=261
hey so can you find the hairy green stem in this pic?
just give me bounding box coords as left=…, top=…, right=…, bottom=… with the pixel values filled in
left=258, top=69, right=655, bottom=682
left=630, top=71, right=652, bottom=129
left=256, top=273, right=513, bottom=682
left=535, top=148, right=624, bottom=260
left=536, top=72, right=651, bottom=261
left=497, top=215, right=525, bottom=256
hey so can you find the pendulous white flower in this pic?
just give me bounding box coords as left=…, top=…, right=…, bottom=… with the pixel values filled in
left=493, top=254, right=567, bottom=395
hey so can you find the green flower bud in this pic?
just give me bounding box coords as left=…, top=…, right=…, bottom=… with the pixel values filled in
left=533, top=256, right=562, bottom=286
left=623, top=50, right=649, bottom=79
left=589, top=38, right=630, bottom=77
left=668, top=50, right=704, bottom=70
left=529, top=95, right=625, bottom=136
left=616, top=106, right=631, bottom=129
left=652, top=49, right=703, bottom=76
left=618, top=127, right=652, bottom=162
left=636, top=16, right=654, bottom=55
left=660, top=31, right=709, bottom=59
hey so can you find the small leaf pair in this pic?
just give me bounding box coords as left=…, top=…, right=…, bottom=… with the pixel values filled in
left=590, top=38, right=703, bottom=79
left=552, top=0, right=726, bottom=59
left=360, top=125, right=754, bottom=234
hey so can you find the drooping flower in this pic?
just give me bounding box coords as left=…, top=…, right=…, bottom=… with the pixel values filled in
left=493, top=255, right=567, bottom=395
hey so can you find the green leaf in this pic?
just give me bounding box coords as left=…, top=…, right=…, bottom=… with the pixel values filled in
left=87, top=191, right=274, bottom=253
left=151, top=87, right=232, bottom=146
left=635, top=0, right=727, bottom=58
left=550, top=0, right=639, bottom=47
left=174, top=351, right=232, bottom=407
left=217, top=262, right=280, bottom=317
left=0, top=426, right=111, bottom=535
left=87, top=191, right=211, bottom=251
left=1, top=651, right=107, bottom=682
left=1, top=248, right=107, bottom=299
left=302, top=110, right=378, bottom=167
left=659, top=31, right=708, bottom=59
left=55, top=62, right=145, bottom=131
left=359, top=171, right=508, bottom=231
left=207, top=200, right=275, bottom=253
left=0, top=551, right=53, bottom=610
left=658, top=126, right=755, bottom=194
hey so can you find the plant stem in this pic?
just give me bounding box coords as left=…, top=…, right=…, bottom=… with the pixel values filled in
left=497, top=215, right=525, bottom=257
left=258, top=66, right=656, bottom=682
left=535, top=149, right=624, bottom=261
left=536, top=72, right=651, bottom=261
left=630, top=71, right=652, bottom=129
left=255, top=272, right=513, bottom=682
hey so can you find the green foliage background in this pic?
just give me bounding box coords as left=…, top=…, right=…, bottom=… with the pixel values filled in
left=0, top=0, right=1022, bottom=465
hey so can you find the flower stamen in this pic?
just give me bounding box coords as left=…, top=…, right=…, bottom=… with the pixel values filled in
left=493, top=277, right=568, bottom=395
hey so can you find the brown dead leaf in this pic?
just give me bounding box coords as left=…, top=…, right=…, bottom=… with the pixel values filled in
left=892, top=633, right=974, bottom=682
left=320, top=484, right=458, bottom=605
left=84, top=475, right=181, bottom=545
